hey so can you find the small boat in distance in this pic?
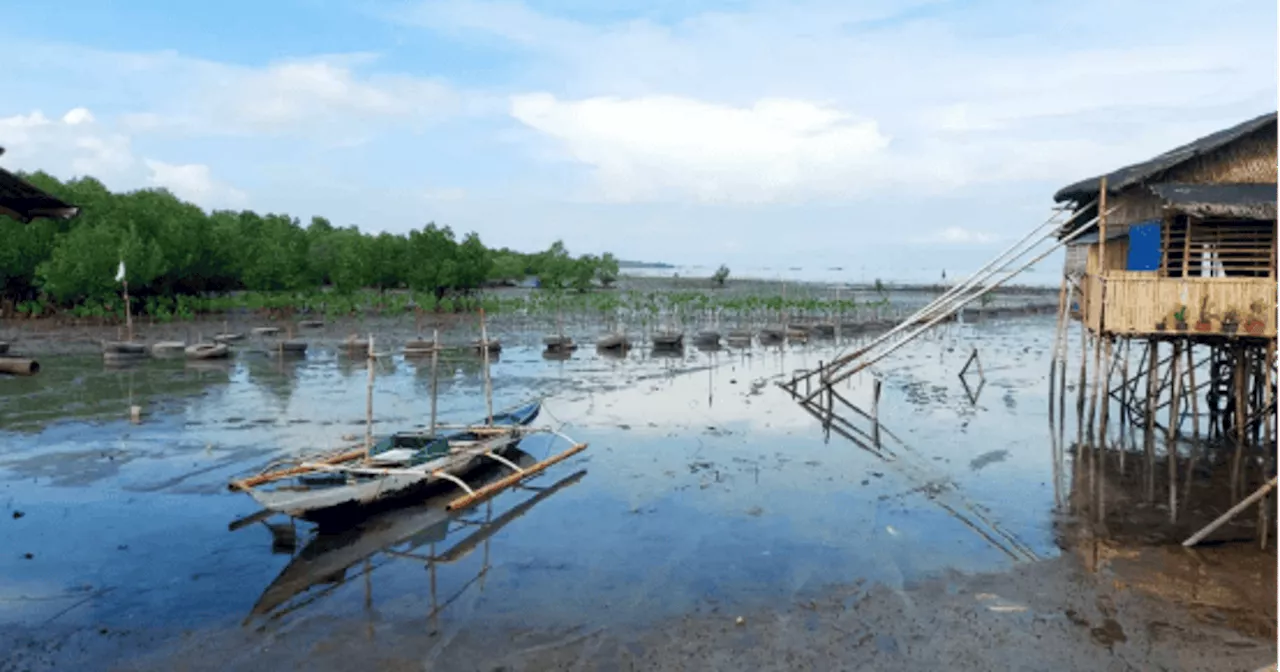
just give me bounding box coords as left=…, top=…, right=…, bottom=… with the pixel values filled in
left=596, top=333, right=630, bottom=350
left=651, top=330, right=684, bottom=348
left=185, top=343, right=230, bottom=360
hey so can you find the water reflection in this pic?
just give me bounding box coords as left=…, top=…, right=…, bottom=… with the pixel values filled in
left=782, top=381, right=1040, bottom=563
left=240, top=450, right=586, bottom=629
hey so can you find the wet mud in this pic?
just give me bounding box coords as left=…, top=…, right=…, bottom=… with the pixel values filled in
left=0, top=313, right=1274, bottom=671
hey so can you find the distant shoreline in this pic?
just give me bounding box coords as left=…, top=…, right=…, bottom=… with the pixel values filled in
left=616, top=272, right=1059, bottom=295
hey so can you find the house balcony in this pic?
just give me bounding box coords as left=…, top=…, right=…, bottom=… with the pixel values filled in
left=1079, top=272, right=1276, bottom=339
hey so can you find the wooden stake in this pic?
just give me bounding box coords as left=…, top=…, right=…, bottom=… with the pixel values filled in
left=1100, top=337, right=1114, bottom=446
left=123, top=279, right=133, bottom=342
left=1232, top=346, right=1247, bottom=502
left=1077, top=326, right=1090, bottom=434
left=1049, top=274, right=1069, bottom=421
left=1060, top=283, right=1074, bottom=425
left=480, top=309, right=493, bottom=425
left=1167, top=340, right=1181, bottom=522
left=364, top=333, right=375, bottom=461
left=429, top=328, right=439, bottom=438
left=1145, top=340, right=1158, bottom=502
left=1184, top=343, right=1201, bottom=503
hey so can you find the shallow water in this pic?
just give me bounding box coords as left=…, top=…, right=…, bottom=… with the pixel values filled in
left=1, top=315, right=1070, bottom=660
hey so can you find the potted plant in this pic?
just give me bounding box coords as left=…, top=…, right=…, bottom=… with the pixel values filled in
left=1173, top=305, right=1188, bottom=332
left=1245, top=300, right=1267, bottom=335
left=1221, top=307, right=1241, bottom=335
left=1154, top=316, right=1167, bottom=332
left=1194, top=296, right=1212, bottom=332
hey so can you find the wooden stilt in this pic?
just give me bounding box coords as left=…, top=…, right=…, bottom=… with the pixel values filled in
left=429, top=328, right=439, bottom=438
left=1059, top=283, right=1075, bottom=426
left=1145, top=340, right=1158, bottom=503
left=1117, top=339, right=1131, bottom=474
left=1077, top=328, right=1090, bottom=439
left=1232, top=346, right=1247, bottom=502
left=480, top=309, right=493, bottom=426
left=1100, top=337, right=1114, bottom=447
left=1049, top=274, right=1068, bottom=421
left=1167, top=340, right=1181, bottom=522
left=1184, top=343, right=1200, bottom=502
left=364, top=334, right=375, bottom=461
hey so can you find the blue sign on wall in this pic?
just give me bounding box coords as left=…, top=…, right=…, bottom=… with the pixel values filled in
left=1126, top=221, right=1162, bottom=271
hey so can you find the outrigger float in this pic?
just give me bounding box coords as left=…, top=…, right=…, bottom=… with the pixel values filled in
left=228, top=313, right=588, bottom=520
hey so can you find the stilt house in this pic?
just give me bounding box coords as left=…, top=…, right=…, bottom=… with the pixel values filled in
left=1056, top=113, right=1277, bottom=338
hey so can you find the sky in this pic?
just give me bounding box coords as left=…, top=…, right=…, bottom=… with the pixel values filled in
left=1, top=0, right=1275, bottom=281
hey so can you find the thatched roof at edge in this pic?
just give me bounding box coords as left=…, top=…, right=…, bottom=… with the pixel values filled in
left=0, top=149, right=79, bottom=222
left=1053, top=112, right=1277, bottom=204
left=1148, top=182, right=1276, bottom=221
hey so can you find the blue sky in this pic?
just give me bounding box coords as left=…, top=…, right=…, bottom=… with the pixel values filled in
left=1, top=0, right=1275, bottom=279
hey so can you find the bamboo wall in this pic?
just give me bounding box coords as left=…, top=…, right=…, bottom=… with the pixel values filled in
left=1086, top=275, right=1276, bottom=337
left=1104, top=188, right=1166, bottom=227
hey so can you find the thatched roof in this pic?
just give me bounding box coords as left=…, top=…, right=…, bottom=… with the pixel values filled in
left=1054, top=112, right=1277, bottom=204
left=0, top=149, right=79, bottom=222
left=1147, top=182, right=1276, bottom=221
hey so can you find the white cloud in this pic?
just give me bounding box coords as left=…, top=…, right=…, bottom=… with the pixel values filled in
left=911, top=227, right=997, bottom=245
left=0, top=107, right=246, bottom=211
left=0, top=108, right=136, bottom=178
left=3, top=42, right=478, bottom=142
left=144, top=159, right=247, bottom=209
left=409, top=0, right=1275, bottom=205
left=510, top=94, right=891, bottom=203
left=61, top=107, right=95, bottom=125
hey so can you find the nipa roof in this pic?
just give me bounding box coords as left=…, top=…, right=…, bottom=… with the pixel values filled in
left=1054, top=112, right=1277, bottom=204
left=0, top=149, right=79, bottom=222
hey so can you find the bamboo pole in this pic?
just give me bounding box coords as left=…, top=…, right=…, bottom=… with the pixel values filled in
left=1167, top=340, right=1181, bottom=522
left=1232, top=347, right=1247, bottom=501
left=805, top=207, right=1115, bottom=399
left=1059, top=283, right=1074, bottom=425
left=123, top=279, right=133, bottom=342
left=446, top=443, right=588, bottom=511
left=1145, top=340, right=1158, bottom=502
left=429, top=328, right=439, bottom=438
left=480, top=309, right=493, bottom=425
left=1049, top=273, right=1069, bottom=421
left=801, top=204, right=1092, bottom=386
left=1077, top=326, right=1090, bottom=434
left=1118, top=339, right=1130, bottom=474
left=1100, top=337, right=1114, bottom=446
left=364, top=333, right=375, bottom=461
left=1184, top=343, right=1201, bottom=502
left=1182, top=476, right=1278, bottom=547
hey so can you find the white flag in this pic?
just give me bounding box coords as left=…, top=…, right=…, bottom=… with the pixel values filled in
left=115, top=260, right=126, bottom=283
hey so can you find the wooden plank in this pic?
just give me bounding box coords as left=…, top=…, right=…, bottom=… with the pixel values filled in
left=1182, top=217, right=1192, bottom=277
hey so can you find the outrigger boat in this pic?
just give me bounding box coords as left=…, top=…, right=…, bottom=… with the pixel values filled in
left=229, top=400, right=586, bottom=520
left=237, top=460, right=586, bottom=623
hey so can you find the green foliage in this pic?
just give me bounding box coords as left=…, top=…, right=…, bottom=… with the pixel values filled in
left=0, top=172, right=622, bottom=317
left=712, top=264, right=730, bottom=287
left=596, top=252, right=619, bottom=288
